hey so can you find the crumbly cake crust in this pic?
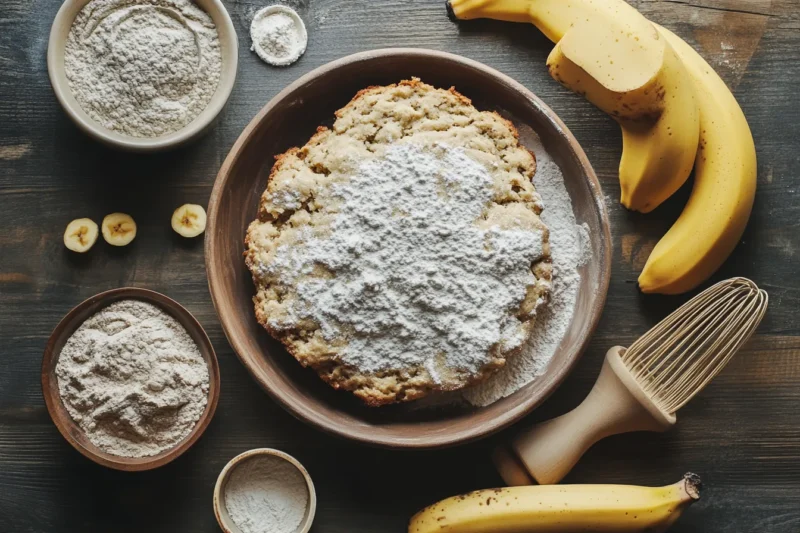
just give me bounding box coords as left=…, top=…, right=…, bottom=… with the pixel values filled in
left=245, top=79, right=552, bottom=406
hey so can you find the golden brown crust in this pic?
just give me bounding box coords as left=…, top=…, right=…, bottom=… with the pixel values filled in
left=245, top=78, right=552, bottom=406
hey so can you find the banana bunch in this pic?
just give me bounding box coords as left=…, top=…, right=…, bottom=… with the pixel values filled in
left=448, top=0, right=757, bottom=294
left=409, top=473, right=701, bottom=533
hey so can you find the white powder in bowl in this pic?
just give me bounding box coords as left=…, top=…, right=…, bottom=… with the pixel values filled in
left=64, top=0, right=223, bottom=138
left=463, top=126, right=592, bottom=406
left=250, top=5, right=308, bottom=67
left=224, top=454, right=310, bottom=533
left=55, top=300, right=210, bottom=457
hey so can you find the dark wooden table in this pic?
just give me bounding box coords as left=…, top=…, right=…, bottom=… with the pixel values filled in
left=2, top=0, right=798, bottom=531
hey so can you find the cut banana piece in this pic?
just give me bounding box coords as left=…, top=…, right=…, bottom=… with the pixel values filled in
left=63, top=218, right=99, bottom=253
left=102, top=213, right=137, bottom=246
left=171, top=204, right=207, bottom=238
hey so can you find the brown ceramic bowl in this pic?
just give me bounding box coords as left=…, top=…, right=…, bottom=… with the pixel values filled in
left=206, top=48, right=611, bottom=448
left=42, top=287, right=220, bottom=470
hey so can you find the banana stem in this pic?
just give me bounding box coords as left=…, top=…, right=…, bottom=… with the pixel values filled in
left=447, top=0, right=645, bottom=44
left=681, top=472, right=703, bottom=501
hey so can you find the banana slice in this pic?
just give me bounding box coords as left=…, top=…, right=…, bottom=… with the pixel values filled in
left=102, top=213, right=137, bottom=246
left=171, top=204, right=207, bottom=238
left=63, top=218, right=99, bottom=253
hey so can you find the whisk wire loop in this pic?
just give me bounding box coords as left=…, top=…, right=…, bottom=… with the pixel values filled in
left=622, top=277, right=768, bottom=413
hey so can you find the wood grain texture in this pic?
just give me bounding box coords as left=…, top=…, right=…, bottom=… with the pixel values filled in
left=1, top=0, right=798, bottom=531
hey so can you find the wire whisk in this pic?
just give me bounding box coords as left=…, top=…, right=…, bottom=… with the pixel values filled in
left=622, top=277, right=768, bottom=413
left=494, top=277, right=769, bottom=486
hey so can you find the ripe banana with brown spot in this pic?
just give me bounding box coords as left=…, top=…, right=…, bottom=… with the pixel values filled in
left=638, top=25, right=756, bottom=294
left=409, top=473, right=702, bottom=533
left=449, top=0, right=700, bottom=213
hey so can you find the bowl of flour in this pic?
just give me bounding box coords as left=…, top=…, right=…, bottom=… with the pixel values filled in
left=213, top=449, right=316, bottom=533
left=41, top=287, right=221, bottom=470
left=47, top=0, right=238, bottom=152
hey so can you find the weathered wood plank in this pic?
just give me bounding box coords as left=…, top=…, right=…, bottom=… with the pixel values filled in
left=1, top=0, right=799, bottom=531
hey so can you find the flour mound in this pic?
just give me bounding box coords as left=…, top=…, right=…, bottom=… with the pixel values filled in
left=224, top=455, right=309, bottom=533
left=55, top=300, right=210, bottom=457
left=464, top=126, right=590, bottom=406
left=64, top=0, right=222, bottom=138
left=250, top=6, right=307, bottom=67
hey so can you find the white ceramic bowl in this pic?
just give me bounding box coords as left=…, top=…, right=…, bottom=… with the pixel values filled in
left=47, top=0, right=238, bottom=152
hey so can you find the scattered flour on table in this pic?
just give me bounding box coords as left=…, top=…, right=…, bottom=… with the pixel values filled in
left=64, top=0, right=222, bottom=138
left=463, top=127, right=591, bottom=406
left=264, top=143, right=548, bottom=379
left=250, top=6, right=307, bottom=66
left=55, top=300, right=210, bottom=457
left=224, top=455, right=309, bottom=533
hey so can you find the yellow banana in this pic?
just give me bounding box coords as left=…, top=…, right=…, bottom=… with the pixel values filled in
left=638, top=26, right=757, bottom=294
left=448, top=0, right=629, bottom=43
left=448, top=0, right=700, bottom=213
left=547, top=20, right=699, bottom=212
left=409, top=473, right=701, bottom=533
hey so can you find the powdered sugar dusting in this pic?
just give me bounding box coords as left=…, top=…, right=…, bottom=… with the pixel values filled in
left=266, top=143, right=548, bottom=380
left=464, top=127, right=589, bottom=406
left=224, top=455, right=309, bottom=533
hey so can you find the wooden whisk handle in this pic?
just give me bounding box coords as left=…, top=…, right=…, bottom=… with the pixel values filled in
left=503, top=347, right=676, bottom=485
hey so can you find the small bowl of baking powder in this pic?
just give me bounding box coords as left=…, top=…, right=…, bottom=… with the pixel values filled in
left=214, top=449, right=317, bottom=533
left=47, top=0, right=238, bottom=152
left=249, top=5, right=308, bottom=67
left=41, top=287, right=220, bottom=471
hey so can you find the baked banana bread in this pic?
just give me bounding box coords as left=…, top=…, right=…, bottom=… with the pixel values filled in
left=245, top=79, right=551, bottom=406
